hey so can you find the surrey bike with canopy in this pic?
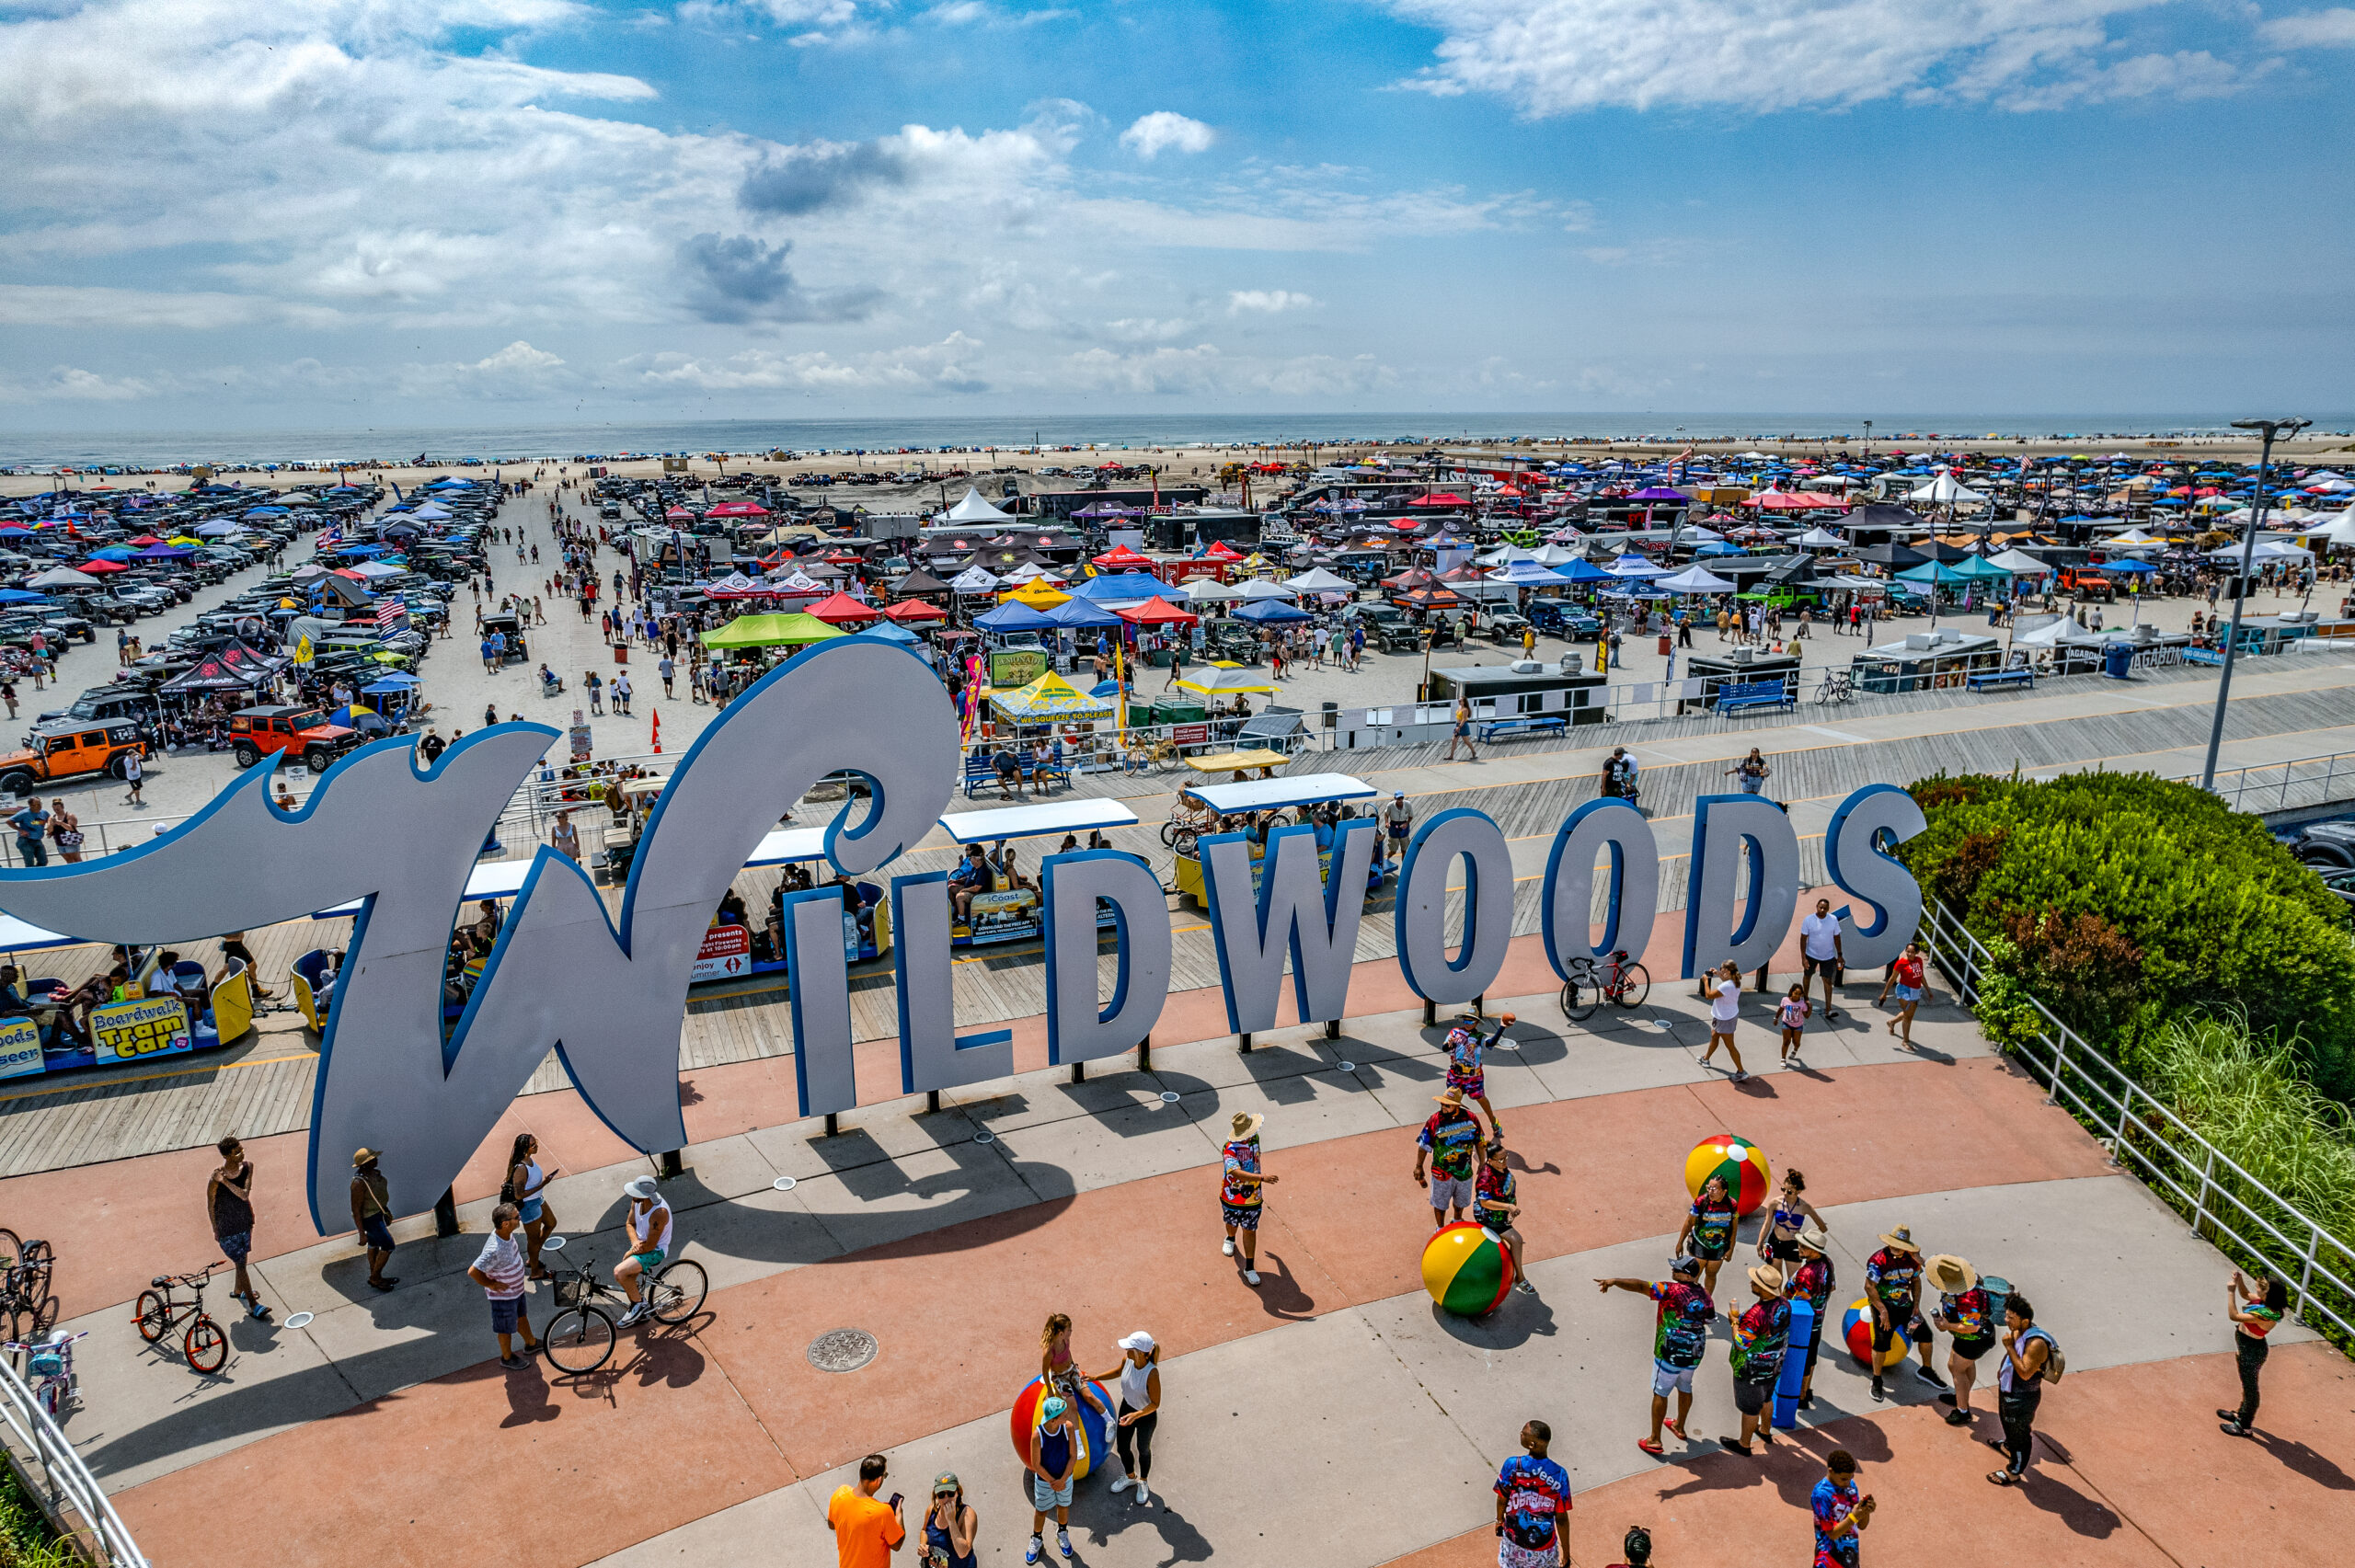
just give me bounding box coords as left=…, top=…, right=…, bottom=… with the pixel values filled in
left=1167, top=772, right=1384, bottom=907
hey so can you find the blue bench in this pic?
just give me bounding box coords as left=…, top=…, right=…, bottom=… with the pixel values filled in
left=963, top=750, right=1011, bottom=798
left=1968, top=667, right=2036, bottom=693
left=1715, top=680, right=1795, bottom=716
left=1477, top=715, right=1568, bottom=743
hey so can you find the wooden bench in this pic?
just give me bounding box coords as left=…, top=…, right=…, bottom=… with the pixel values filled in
left=1477, top=714, right=1568, bottom=743
left=1967, top=667, right=2036, bottom=693
left=1714, top=680, right=1796, bottom=716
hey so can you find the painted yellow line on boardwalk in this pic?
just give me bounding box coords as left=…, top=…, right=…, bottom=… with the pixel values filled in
left=0, top=1048, right=320, bottom=1104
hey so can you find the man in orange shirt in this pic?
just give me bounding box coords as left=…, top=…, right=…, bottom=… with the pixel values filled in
left=826, top=1453, right=907, bottom=1567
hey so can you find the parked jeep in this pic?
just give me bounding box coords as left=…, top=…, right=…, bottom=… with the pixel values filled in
left=0, top=720, right=147, bottom=798
left=226, top=705, right=361, bottom=773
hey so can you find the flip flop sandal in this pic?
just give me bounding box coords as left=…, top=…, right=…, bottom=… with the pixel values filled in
left=1636, top=1438, right=1664, bottom=1458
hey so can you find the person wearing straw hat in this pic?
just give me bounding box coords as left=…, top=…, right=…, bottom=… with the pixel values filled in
left=1220, top=1111, right=1277, bottom=1287
left=1864, top=1224, right=1943, bottom=1402
left=1928, top=1254, right=1995, bottom=1427
left=1786, top=1225, right=1837, bottom=1410
left=348, top=1147, right=397, bottom=1292
left=1416, top=1085, right=1489, bottom=1230
left=1718, top=1263, right=1791, bottom=1456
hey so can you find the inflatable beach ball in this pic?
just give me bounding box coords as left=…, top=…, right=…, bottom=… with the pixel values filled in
left=1008, top=1376, right=1113, bottom=1479
left=1842, top=1299, right=1911, bottom=1370
left=1683, top=1133, right=1772, bottom=1217
left=1422, top=1222, right=1515, bottom=1317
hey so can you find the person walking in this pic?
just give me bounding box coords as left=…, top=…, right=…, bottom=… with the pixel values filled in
left=614, top=1173, right=672, bottom=1328
left=1881, top=940, right=1932, bottom=1048
left=1699, top=960, right=1747, bottom=1082
left=1776, top=984, right=1810, bottom=1064
left=827, top=1454, right=907, bottom=1568
left=1098, top=1330, right=1161, bottom=1506
left=1416, top=1086, right=1488, bottom=1228
left=585, top=670, right=603, bottom=715
left=659, top=654, right=676, bottom=699
left=468, top=1202, right=541, bottom=1368
left=1987, top=1293, right=2053, bottom=1485
left=1676, top=1172, right=1739, bottom=1298
left=1383, top=790, right=1414, bottom=858
left=1220, top=1111, right=1275, bottom=1286
left=1927, top=1254, right=1994, bottom=1427
left=2220, top=1269, right=2288, bottom=1437
left=1798, top=896, right=1844, bottom=1021
left=1477, top=1139, right=1534, bottom=1296
left=1163, top=643, right=1186, bottom=691
left=505, top=1132, right=560, bottom=1279
left=920, top=1473, right=977, bottom=1567
left=8, top=798, right=48, bottom=868
left=1787, top=1225, right=1836, bottom=1409
left=1026, top=1395, right=1078, bottom=1563
left=1812, top=1449, right=1874, bottom=1567
left=1718, top=1264, right=1790, bottom=1455
left=1445, top=694, right=1479, bottom=761
left=1495, top=1419, right=1572, bottom=1568
left=119, top=747, right=144, bottom=806
left=612, top=673, right=633, bottom=716
left=1864, top=1225, right=1941, bottom=1401
left=1596, top=1258, right=1714, bottom=1458
left=349, top=1147, right=397, bottom=1291
left=207, top=1136, right=270, bottom=1321
left=48, top=802, right=82, bottom=864
left=1726, top=748, right=1769, bottom=798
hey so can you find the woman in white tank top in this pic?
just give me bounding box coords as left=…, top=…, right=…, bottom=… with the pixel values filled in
left=1092, top=1331, right=1162, bottom=1508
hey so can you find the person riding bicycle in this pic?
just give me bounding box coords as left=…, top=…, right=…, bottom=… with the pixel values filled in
left=615, top=1175, right=673, bottom=1329
left=1443, top=1012, right=1517, bottom=1135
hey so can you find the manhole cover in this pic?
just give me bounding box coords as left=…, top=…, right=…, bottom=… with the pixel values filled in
left=974, top=1129, right=996, bottom=1144
left=809, top=1328, right=879, bottom=1374
left=771, top=1175, right=798, bottom=1192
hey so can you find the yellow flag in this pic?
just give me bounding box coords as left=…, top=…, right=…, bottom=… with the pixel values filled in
left=295, top=635, right=313, bottom=665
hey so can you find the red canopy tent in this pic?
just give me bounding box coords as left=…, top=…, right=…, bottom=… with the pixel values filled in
left=805, top=591, right=882, bottom=625
left=706, top=500, right=768, bottom=518
left=1410, top=492, right=1469, bottom=507
left=881, top=598, right=947, bottom=624
left=78, top=558, right=129, bottom=574
left=663, top=507, right=695, bottom=520
left=1115, top=597, right=1199, bottom=627
left=1199, top=541, right=1244, bottom=561
left=1091, top=544, right=1155, bottom=570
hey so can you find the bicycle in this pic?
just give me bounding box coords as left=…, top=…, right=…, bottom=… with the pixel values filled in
left=541, top=1249, right=708, bottom=1374
left=1559, top=949, right=1651, bottom=1021
left=1815, top=670, right=1855, bottom=705
left=134, top=1263, right=229, bottom=1374
left=5, top=1330, right=84, bottom=1418
left=0, top=1232, right=56, bottom=1342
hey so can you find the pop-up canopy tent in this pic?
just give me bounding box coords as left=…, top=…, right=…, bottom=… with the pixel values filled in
left=700, top=612, right=845, bottom=648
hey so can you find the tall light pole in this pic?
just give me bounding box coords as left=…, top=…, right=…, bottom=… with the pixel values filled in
left=2200, top=416, right=2310, bottom=790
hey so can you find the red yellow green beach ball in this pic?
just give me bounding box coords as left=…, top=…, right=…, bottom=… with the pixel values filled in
left=1842, top=1299, right=1912, bottom=1370
left=1683, top=1133, right=1772, bottom=1216
left=1421, top=1222, right=1516, bottom=1316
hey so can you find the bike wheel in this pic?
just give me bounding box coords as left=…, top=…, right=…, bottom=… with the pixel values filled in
left=543, top=1306, right=615, bottom=1373
left=1611, top=963, right=1651, bottom=1009
left=1158, top=822, right=1178, bottom=848
left=0, top=1230, right=20, bottom=1277
left=184, top=1315, right=228, bottom=1374
left=1559, top=979, right=1598, bottom=1023
left=650, top=1260, right=707, bottom=1325
left=134, top=1291, right=168, bottom=1343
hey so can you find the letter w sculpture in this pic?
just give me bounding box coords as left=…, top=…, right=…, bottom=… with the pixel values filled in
left=0, top=640, right=956, bottom=1230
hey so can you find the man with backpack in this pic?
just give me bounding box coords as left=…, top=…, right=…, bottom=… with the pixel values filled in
left=1987, top=1293, right=2060, bottom=1487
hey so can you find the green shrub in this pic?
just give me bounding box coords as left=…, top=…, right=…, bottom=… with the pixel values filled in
left=1905, top=772, right=2355, bottom=1096
left=0, top=1460, right=76, bottom=1568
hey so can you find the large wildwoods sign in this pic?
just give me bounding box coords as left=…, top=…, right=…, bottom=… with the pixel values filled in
left=0, top=643, right=1925, bottom=1232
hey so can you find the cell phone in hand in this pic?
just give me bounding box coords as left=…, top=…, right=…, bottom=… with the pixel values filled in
left=888, top=1494, right=902, bottom=1511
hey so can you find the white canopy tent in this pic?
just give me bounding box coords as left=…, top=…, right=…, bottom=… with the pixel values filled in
left=943, top=487, right=1012, bottom=524
left=1655, top=565, right=1737, bottom=594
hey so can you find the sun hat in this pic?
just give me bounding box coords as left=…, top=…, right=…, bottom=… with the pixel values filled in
left=1878, top=1224, right=1919, bottom=1252
left=623, top=1174, right=660, bottom=1200
left=1040, top=1396, right=1068, bottom=1421
left=1924, top=1254, right=1977, bottom=1294
left=1117, top=1330, right=1155, bottom=1353
left=1748, top=1263, right=1786, bottom=1295
left=351, top=1147, right=378, bottom=1167
left=1229, top=1111, right=1263, bottom=1140
left=1435, top=1085, right=1466, bottom=1105
left=1795, top=1225, right=1831, bottom=1253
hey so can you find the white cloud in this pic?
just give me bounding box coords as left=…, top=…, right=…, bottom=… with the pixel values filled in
left=1379, top=0, right=2242, bottom=113
left=628, top=333, right=993, bottom=394
left=0, top=366, right=160, bottom=405
left=2260, top=7, right=2355, bottom=46
left=1119, top=110, right=1215, bottom=158
left=1227, top=289, right=1317, bottom=315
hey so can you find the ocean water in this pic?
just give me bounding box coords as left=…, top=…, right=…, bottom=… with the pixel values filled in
left=5, top=412, right=2347, bottom=469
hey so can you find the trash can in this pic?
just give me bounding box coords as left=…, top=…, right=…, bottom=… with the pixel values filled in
left=2102, top=642, right=2133, bottom=681
left=1658, top=635, right=1672, bottom=657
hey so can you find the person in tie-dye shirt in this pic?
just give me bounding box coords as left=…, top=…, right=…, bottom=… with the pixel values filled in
left=1219, top=1111, right=1278, bottom=1288
left=1443, top=1012, right=1515, bottom=1136
left=1787, top=1227, right=1837, bottom=1410
left=1927, top=1253, right=1993, bottom=1426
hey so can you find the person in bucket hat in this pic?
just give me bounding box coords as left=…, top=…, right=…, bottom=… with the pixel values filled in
left=1220, top=1111, right=1276, bottom=1287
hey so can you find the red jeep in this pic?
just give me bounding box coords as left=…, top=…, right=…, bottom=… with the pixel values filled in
left=227, top=705, right=361, bottom=773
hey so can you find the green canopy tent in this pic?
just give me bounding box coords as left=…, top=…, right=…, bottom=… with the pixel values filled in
left=699, top=612, right=845, bottom=649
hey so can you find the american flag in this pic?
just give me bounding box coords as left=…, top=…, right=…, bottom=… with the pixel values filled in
left=373, top=592, right=408, bottom=631
left=316, top=525, right=342, bottom=550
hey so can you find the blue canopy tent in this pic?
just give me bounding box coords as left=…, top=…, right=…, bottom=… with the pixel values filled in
left=1232, top=599, right=1312, bottom=624
left=1069, top=572, right=1185, bottom=603
left=972, top=601, right=1059, bottom=634
left=1044, top=599, right=1125, bottom=629
left=1551, top=558, right=1614, bottom=583
left=138, top=544, right=195, bottom=559
left=0, top=589, right=47, bottom=605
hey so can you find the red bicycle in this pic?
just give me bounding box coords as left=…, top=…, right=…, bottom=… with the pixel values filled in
left=1560, top=949, right=1650, bottom=1021
left=135, top=1263, right=229, bottom=1374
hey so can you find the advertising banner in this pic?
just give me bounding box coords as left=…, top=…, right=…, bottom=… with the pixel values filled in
left=989, top=648, right=1048, bottom=690
left=0, top=1017, right=41, bottom=1080
left=91, top=995, right=191, bottom=1066
left=691, top=923, right=752, bottom=984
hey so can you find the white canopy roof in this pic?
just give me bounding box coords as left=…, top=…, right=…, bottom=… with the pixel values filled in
left=1179, top=578, right=1246, bottom=602
left=1908, top=474, right=1987, bottom=504
left=25, top=567, right=99, bottom=589
left=1234, top=578, right=1298, bottom=601
left=2206, top=539, right=2313, bottom=564
left=1986, top=548, right=2053, bottom=575
left=1795, top=527, right=1846, bottom=547
left=1179, top=773, right=1376, bottom=812
left=1281, top=567, right=1354, bottom=592
left=948, top=566, right=1002, bottom=592
left=1655, top=565, right=1736, bottom=594
left=944, top=487, right=1012, bottom=523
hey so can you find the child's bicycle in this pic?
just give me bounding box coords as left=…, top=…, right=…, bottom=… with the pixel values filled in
left=541, top=1249, right=708, bottom=1374
left=1559, top=949, right=1651, bottom=1021
left=5, top=1330, right=85, bottom=1418
left=134, top=1263, right=230, bottom=1373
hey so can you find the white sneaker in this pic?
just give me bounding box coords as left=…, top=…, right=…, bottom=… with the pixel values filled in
left=616, top=1301, right=648, bottom=1328
left=1221, top=1238, right=1235, bottom=1257
left=1109, top=1477, right=1134, bottom=1494
left=1243, top=1268, right=1260, bottom=1286
left=1056, top=1528, right=1073, bottom=1558
left=1134, top=1483, right=1152, bottom=1506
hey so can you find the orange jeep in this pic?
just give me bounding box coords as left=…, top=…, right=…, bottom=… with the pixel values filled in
left=227, top=705, right=361, bottom=774
left=0, top=720, right=147, bottom=798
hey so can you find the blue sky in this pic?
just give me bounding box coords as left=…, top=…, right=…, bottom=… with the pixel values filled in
left=0, top=0, right=2349, bottom=429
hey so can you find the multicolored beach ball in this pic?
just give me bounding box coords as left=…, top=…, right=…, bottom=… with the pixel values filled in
left=1421, top=1221, right=1515, bottom=1316
left=1008, top=1376, right=1113, bottom=1479
left=1842, top=1299, right=1912, bottom=1370
left=1683, top=1133, right=1772, bottom=1216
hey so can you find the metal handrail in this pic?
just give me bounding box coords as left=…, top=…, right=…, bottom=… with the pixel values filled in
left=1916, top=896, right=2355, bottom=1344
left=0, top=1353, right=147, bottom=1566
left=2175, top=747, right=2355, bottom=813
